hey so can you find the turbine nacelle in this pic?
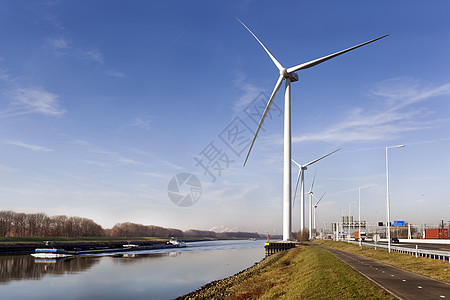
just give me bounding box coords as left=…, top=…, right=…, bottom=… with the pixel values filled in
left=288, top=72, right=299, bottom=82
left=280, top=68, right=299, bottom=82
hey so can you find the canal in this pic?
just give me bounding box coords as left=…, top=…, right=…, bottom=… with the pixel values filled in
left=0, top=239, right=266, bottom=300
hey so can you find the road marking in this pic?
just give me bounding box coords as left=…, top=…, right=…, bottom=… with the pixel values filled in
left=418, top=286, right=422, bottom=289
left=439, top=295, right=445, bottom=298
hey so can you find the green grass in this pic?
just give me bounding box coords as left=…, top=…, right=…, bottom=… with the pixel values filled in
left=224, top=243, right=393, bottom=299
left=314, top=240, right=450, bottom=283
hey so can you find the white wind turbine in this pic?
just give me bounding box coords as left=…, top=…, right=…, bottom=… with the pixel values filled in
left=306, top=169, right=318, bottom=239
left=238, top=18, right=388, bottom=241
left=292, top=148, right=340, bottom=235
left=312, top=192, right=325, bottom=238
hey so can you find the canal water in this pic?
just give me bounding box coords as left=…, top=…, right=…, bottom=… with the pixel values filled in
left=0, top=240, right=266, bottom=300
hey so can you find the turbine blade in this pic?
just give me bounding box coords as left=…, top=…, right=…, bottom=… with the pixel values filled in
left=291, top=158, right=301, bottom=168
left=309, top=169, right=317, bottom=193
left=236, top=18, right=284, bottom=71
left=293, top=170, right=301, bottom=206
left=304, top=148, right=341, bottom=167
left=243, top=74, right=284, bottom=166
left=287, top=35, right=389, bottom=74
left=316, top=192, right=326, bottom=206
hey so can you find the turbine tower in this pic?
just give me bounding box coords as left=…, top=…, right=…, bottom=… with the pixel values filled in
left=238, top=18, right=388, bottom=241
left=292, top=148, right=340, bottom=233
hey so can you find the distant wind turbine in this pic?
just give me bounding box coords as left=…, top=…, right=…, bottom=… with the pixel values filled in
left=292, top=148, right=340, bottom=234
left=237, top=17, right=388, bottom=241
left=306, top=169, right=318, bottom=239
left=312, top=192, right=325, bottom=238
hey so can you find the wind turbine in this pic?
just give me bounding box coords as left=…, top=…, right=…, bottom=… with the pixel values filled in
left=312, top=192, right=325, bottom=238
left=306, top=169, right=318, bottom=239
left=292, top=148, right=340, bottom=234
left=237, top=18, right=388, bottom=241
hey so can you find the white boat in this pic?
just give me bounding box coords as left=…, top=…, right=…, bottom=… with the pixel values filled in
left=31, top=248, right=74, bottom=258
left=168, top=237, right=186, bottom=248
left=31, top=253, right=73, bottom=258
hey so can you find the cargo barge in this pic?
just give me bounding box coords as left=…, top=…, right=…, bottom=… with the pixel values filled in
left=31, top=240, right=186, bottom=258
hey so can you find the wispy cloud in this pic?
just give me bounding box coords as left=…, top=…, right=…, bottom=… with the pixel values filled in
left=232, top=70, right=264, bottom=112
left=0, top=69, right=14, bottom=83
left=162, top=160, right=184, bottom=170
left=38, top=0, right=61, bottom=6
left=293, top=79, right=450, bottom=143
left=69, top=138, right=141, bottom=166
left=129, top=116, right=152, bottom=130
left=5, top=140, right=54, bottom=152
left=46, top=36, right=71, bottom=50
left=41, top=14, right=64, bottom=30
left=105, top=70, right=126, bottom=78
left=2, top=87, right=65, bottom=117
left=77, top=48, right=104, bottom=63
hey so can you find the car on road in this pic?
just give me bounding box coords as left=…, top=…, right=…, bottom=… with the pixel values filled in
left=391, top=237, right=399, bottom=243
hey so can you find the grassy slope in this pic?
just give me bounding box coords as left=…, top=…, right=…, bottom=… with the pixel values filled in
left=314, top=240, right=450, bottom=284
left=182, top=243, right=392, bottom=299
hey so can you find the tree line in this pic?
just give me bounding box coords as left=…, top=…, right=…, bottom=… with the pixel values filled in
left=0, top=211, right=104, bottom=237
left=0, top=211, right=261, bottom=239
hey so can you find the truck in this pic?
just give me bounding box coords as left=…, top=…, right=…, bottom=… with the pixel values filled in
left=425, top=228, right=448, bottom=239
left=354, top=231, right=366, bottom=241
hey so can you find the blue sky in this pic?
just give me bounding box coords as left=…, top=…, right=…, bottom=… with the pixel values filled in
left=0, top=1, right=449, bottom=234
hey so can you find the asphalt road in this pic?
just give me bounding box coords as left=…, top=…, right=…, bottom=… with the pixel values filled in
left=366, top=241, right=450, bottom=252
left=316, top=245, right=450, bottom=299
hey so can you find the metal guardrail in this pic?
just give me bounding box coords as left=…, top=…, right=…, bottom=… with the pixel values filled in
left=345, top=240, right=450, bottom=263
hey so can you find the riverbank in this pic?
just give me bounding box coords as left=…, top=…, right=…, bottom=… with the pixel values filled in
left=178, top=243, right=393, bottom=299
left=0, top=240, right=170, bottom=255
left=0, top=237, right=263, bottom=255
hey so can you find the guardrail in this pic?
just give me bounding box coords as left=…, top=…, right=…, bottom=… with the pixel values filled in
left=344, top=240, right=450, bottom=263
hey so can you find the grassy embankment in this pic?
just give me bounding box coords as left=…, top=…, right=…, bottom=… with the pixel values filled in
left=180, top=243, right=392, bottom=299
left=314, top=239, right=450, bottom=283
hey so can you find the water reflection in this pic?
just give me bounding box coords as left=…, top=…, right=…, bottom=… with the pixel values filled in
left=0, top=240, right=266, bottom=299
left=0, top=255, right=99, bottom=284
left=111, top=252, right=180, bottom=265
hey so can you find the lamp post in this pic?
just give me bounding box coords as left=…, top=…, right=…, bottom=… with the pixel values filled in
left=348, top=201, right=357, bottom=242
left=421, top=194, right=425, bottom=239
left=358, top=186, right=369, bottom=247
left=386, top=144, right=405, bottom=253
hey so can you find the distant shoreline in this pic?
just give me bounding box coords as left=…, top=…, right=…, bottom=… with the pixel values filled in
left=0, top=237, right=263, bottom=255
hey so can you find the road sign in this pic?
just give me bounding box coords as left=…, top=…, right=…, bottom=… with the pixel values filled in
left=373, top=234, right=380, bottom=242
left=393, top=220, right=405, bottom=226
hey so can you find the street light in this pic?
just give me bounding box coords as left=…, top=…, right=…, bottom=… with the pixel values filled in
left=348, top=201, right=357, bottom=242
left=358, top=186, right=369, bottom=247
left=421, top=194, right=425, bottom=239
left=386, top=144, right=405, bottom=253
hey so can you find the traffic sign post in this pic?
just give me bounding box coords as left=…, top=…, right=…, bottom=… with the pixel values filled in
left=393, top=220, right=405, bottom=226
